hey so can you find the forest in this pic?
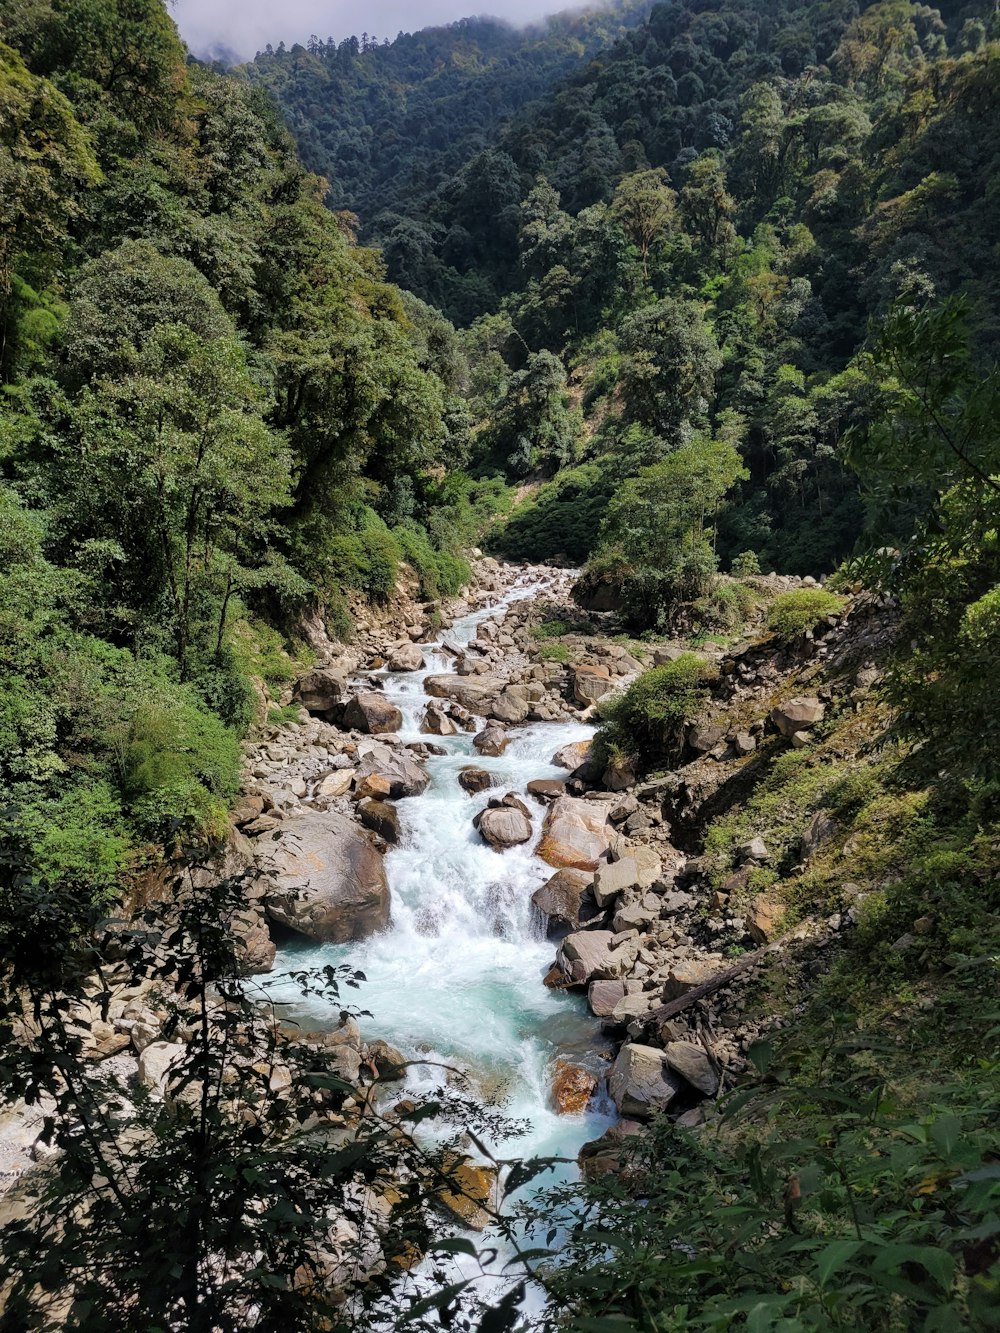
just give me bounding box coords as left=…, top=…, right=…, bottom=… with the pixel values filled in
left=1, top=0, right=999, bottom=1326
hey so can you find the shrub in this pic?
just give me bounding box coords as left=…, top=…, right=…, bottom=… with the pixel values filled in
left=597, top=653, right=716, bottom=765
left=538, top=643, right=570, bottom=663
left=489, top=463, right=615, bottom=564
left=768, top=588, right=846, bottom=643
left=732, top=549, right=761, bottom=577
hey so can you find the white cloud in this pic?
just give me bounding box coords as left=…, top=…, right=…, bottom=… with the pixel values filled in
left=170, top=0, right=586, bottom=60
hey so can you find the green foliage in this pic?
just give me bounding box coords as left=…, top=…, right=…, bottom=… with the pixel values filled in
left=768, top=588, right=847, bottom=642
left=597, top=425, right=749, bottom=630
left=490, top=463, right=615, bottom=564
left=597, top=653, right=717, bottom=766
left=732, top=549, right=761, bottom=577
left=538, top=642, right=570, bottom=664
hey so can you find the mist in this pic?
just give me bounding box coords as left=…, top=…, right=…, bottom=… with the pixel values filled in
left=170, top=0, right=589, bottom=61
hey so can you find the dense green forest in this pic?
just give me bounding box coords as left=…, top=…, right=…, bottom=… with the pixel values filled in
left=2, top=0, right=1000, bottom=1326
left=251, top=0, right=1000, bottom=591
left=0, top=0, right=511, bottom=926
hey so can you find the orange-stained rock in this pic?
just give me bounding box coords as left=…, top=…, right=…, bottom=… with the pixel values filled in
left=746, top=893, right=784, bottom=943
left=537, top=796, right=613, bottom=871
left=551, top=1062, right=598, bottom=1114
left=552, top=739, right=594, bottom=771
left=434, top=1157, right=498, bottom=1231
left=355, top=773, right=392, bottom=801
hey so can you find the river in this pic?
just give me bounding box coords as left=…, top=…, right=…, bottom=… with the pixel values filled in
left=271, top=576, right=614, bottom=1248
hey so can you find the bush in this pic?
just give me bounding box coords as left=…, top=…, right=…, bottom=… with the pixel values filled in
left=768, top=588, right=846, bottom=643
left=489, top=463, right=615, bottom=564
left=114, top=692, right=241, bottom=842
left=538, top=642, right=570, bottom=663
left=597, top=653, right=717, bottom=766
left=731, top=549, right=761, bottom=577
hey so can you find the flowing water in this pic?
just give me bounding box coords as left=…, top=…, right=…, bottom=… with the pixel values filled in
left=270, top=577, right=614, bottom=1217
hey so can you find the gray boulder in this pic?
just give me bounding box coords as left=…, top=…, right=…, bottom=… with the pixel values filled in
left=344, top=692, right=403, bottom=734
left=295, top=668, right=348, bottom=713
left=608, top=1044, right=684, bottom=1119
left=260, top=812, right=390, bottom=943
left=356, top=745, right=430, bottom=799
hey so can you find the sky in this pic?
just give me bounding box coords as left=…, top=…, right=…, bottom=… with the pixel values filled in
left=170, top=0, right=585, bottom=60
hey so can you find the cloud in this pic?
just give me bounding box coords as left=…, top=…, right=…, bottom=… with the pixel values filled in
left=170, top=0, right=587, bottom=60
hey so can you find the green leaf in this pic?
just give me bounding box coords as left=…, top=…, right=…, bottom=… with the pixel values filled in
left=815, top=1239, right=864, bottom=1284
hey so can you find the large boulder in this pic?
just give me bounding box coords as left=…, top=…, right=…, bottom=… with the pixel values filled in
left=295, top=668, right=348, bottom=713
left=538, top=796, right=612, bottom=871
left=663, top=1041, right=719, bottom=1097
left=344, top=692, right=403, bottom=734
left=473, top=723, right=508, bottom=756
left=551, top=1063, right=598, bottom=1114
left=771, top=697, right=825, bottom=738
left=531, top=868, right=596, bottom=934
left=421, top=703, right=459, bottom=736
left=387, top=643, right=424, bottom=672
left=552, top=739, right=594, bottom=771
left=608, top=1044, right=685, bottom=1119
left=260, top=812, right=390, bottom=943
left=434, top=1156, right=498, bottom=1231
left=138, top=1041, right=185, bottom=1098
left=572, top=665, right=614, bottom=705
left=474, top=797, right=532, bottom=850
left=425, top=674, right=505, bottom=712
left=458, top=766, right=493, bottom=794
left=357, top=798, right=401, bottom=845
left=489, top=690, right=530, bottom=724
left=316, top=769, right=354, bottom=799
left=557, top=929, right=638, bottom=984
left=593, top=857, right=639, bottom=908
left=356, top=745, right=430, bottom=799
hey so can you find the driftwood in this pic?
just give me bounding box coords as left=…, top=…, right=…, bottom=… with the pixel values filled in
left=647, top=939, right=784, bottom=1025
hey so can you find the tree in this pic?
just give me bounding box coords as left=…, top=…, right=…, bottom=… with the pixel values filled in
left=619, top=297, right=722, bottom=445
left=679, top=150, right=738, bottom=259
left=611, top=168, right=677, bottom=280
left=599, top=423, right=748, bottom=627
left=0, top=43, right=100, bottom=377
left=848, top=299, right=1000, bottom=776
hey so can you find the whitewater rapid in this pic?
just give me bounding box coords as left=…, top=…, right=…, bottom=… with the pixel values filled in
left=271, top=579, right=613, bottom=1192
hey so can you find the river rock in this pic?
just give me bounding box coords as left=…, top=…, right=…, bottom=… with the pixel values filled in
left=356, top=773, right=393, bottom=801
left=425, top=674, right=505, bottom=711
left=366, top=1039, right=406, bottom=1082
left=663, top=958, right=720, bottom=999
left=421, top=703, right=459, bottom=736
left=557, top=929, right=637, bottom=984
left=664, top=1041, right=719, bottom=1097
left=593, top=857, right=638, bottom=908
left=473, top=723, right=508, bottom=756
left=527, top=779, right=565, bottom=800
left=458, top=766, right=493, bottom=794
left=387, top=643, right=424, bottom=672
left=295, top=668, right=348, bottom=713
left=552, top=740, right=594, bottom=771
left=551, top=1063, right=598, bottom=1114
left=260, top=811, right=390, bottom=943
left=538, top=796, right=612, bottom=871
left=434, top=1157, right=497, bottom=1231
left=356, top=746, right=430, bottom=799
left=531, top=868, right=596, bottom=933
left=357, top=798, right=400, bottom=845
left=344, top=692, right=403, bottom=734
left=587, top=979, right=625, bottom=1017
left=608, top=1044, right=684, bottom=1119
left=316, top=769, right=355, bottom=798
left=138, top=1041, right=185, bottom=1098
left=572, top=665, right=614, bottom=705
left=771, top=697, right=825, bottom=738
left=474, top=802, right=532, bottom=850
left=489, top=690, right=530, bottom=725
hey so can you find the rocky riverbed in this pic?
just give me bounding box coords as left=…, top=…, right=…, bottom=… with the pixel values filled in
left=1, top=552, right=891, bottom=1294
